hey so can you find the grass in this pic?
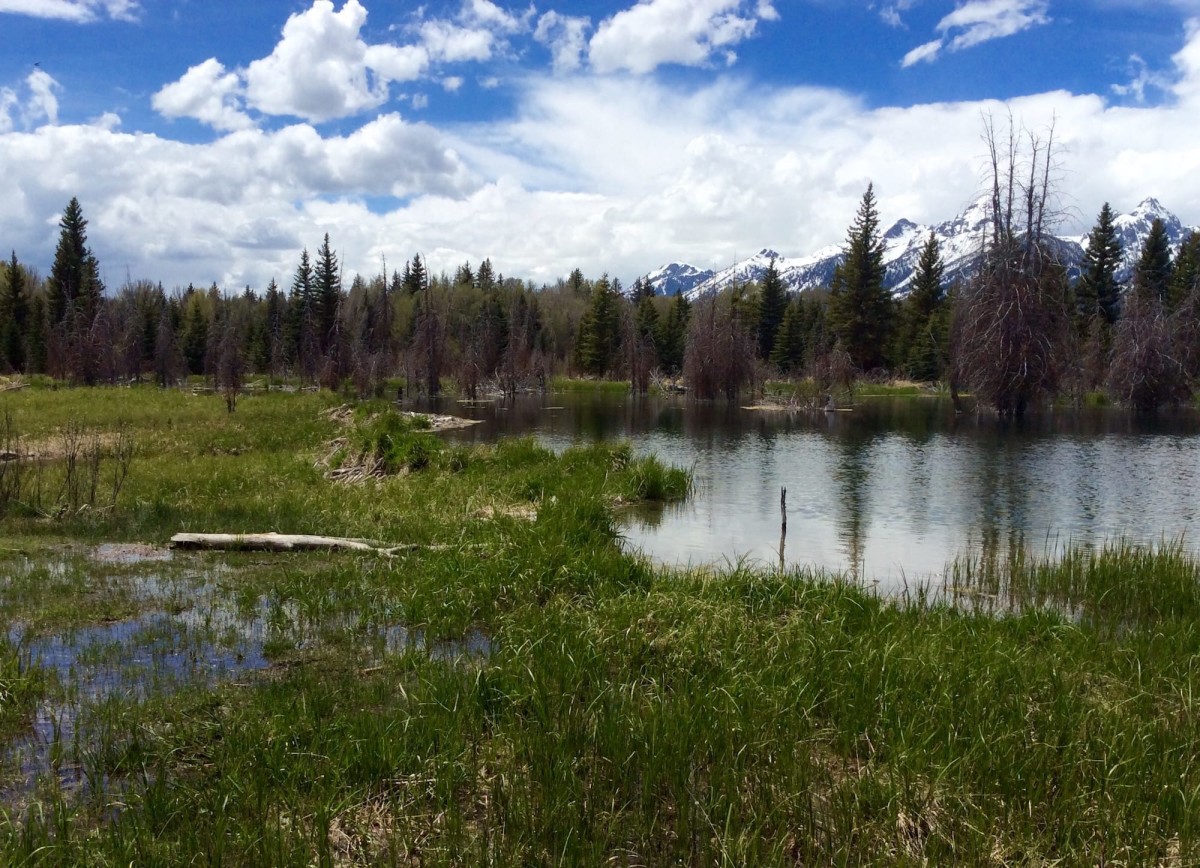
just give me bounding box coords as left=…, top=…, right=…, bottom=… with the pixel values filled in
left=0, top=384, right=1198, bottom=863
left=548, top=376, right=632, bottom=395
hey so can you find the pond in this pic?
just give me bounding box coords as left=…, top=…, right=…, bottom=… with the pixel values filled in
left=412, top=393, right=1200, bottom=589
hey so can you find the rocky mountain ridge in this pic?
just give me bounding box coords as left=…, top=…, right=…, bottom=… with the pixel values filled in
left=641, top=198, right=1197, bottom=301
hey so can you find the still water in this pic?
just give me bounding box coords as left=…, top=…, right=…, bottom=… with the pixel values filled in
left=414, top=394, right=1200, bottom=587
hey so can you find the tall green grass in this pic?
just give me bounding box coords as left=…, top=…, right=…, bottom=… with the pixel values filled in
left=1, top=386, right=1199, bottom=864
left=548, top=377, right=631, bottom=395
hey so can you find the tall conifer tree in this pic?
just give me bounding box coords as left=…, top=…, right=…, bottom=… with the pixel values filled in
left=1, top=252, right=28, bottom=371
left=827, top=184, right=892, bottom=371
left=756, top=255, right=787, bottom=361
left=1134, top=218, right=1174, bottom=304
left=1077, top=203, right=1123, bottom=325
left=313, top=233, right=341, bottom=355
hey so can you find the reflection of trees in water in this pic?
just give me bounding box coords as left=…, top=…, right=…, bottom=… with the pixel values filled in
left=833, top=433, right=872, bottom=581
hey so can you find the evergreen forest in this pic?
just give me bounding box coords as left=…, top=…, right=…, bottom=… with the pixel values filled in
left=3, top=173, right=1199, bottom=414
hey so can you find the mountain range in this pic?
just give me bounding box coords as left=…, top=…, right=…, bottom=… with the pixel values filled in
left=641, top=198, right=1197, bottom=301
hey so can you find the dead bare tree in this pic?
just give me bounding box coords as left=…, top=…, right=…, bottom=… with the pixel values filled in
left=953, top=113, right=1070, bottom=416
left=683, top=293, right=755, bottom=400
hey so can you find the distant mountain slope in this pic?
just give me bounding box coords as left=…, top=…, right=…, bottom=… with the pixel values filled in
left=639, top=198, right=1196, bottom=301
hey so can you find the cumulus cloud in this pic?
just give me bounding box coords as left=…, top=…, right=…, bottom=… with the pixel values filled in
left=243, top=0, right=386, bottom=122
left=152, top=59, right=253, bottom=131
left=419, top=20, right=495, bottom=63
left=589, top=0, right=776, bottom=74
left=363, top=43, right=430, bottom=83
left=534, top=10, right=591, bottom=73
left=460, top=0, right=528, bottom=33
left=7, top=8, right=1200, bottom=296
left=0, top=0, right=137, bottom=22
left=902, top=0, right=1050, bottom=67
left=0, top=110, right=479, bottom=288
left=152, top=0, right=532, bottom=128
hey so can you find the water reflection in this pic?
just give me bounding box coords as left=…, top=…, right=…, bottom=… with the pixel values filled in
left=411, top=393, right=1200, bottom=587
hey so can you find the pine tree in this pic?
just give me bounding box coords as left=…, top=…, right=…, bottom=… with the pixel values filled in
left=402, top=255, right=427, bottom=295
left=48, top=197, right=103, bottom=325
left=656, top=290, right=690, bottom=376
left=567, top=268, right=586, bottom=297
left=476, top=258, right=497, bottom=292
left=26, top=295, right=48, bottom=374
left=1, top=251, right=28, bottom=372
left=756, top=255, right=787, bottom=361
left=827, top=184, right=893, bottom=371
left=1133, top=218, right=1174, bottom=305
left=899, top=232, right=947, bottom=382
left=769, top=298, right=806, bottom=373
left=575, top=275, right=621, bottom=376
left=630, top=277, right=657, bottom=304
left=180, top=291, right=210, bottom=376
left=454, top=261, right=475, bottom=287
left=313, top=233, right=341, bottom=355
left=1077, top=203, right=1123, bottom=325
left=1170, top=233, right=1200, bottom=307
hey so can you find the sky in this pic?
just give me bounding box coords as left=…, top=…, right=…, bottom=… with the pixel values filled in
left=3, top=0, right=1200, bottom=292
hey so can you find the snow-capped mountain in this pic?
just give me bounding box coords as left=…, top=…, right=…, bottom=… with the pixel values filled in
left=1109, top=197, right=1192, bottom=282
left=642, top=262, right=715, bottom=297
left=641, top=197, right=1196, bottom=301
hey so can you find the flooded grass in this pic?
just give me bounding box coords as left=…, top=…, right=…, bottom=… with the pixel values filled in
left=0, top=385, right=1198, bottom=863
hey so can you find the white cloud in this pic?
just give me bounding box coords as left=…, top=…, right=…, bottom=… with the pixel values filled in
left=152, top=59, right=253, bottom=131
left=589, top=0, right=775, bottom=74
left=243, top=0, right=386, bottom=123
left=6, top=10, right=1200, bottom=296
left=1172, top=17, right=1200, bottom=103
left=0, top=0, right=137, bottom=22
left=1, top=68, right=61, bottom=131
left=419, top=20, right=495, bottom=63
left=0, top=112, right=478, bottom=288
left=25, top=68, right=60, bottom=125
left=1110, top=53, right=1173, bottom=103
left=879, top=0, right=919, bottom=28
left=364, top=43, right=430, bottom=83
left=534, top=10, right=591, bottom=73
left=902, top=0, right=1049, bottom=67
left=902, top=38, right=943, bottom=67
left=0, top=89, right=17, bottom=134
left=460, top=0, right=527, bottom=33
left=91, top=111, right=120, bottom=130
left=443, top=76, right=465, bottom=92
left=152, top=0, right=537, bottom=129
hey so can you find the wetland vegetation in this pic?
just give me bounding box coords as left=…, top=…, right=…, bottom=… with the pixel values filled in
left=0, top=383, right=1198, bottom=864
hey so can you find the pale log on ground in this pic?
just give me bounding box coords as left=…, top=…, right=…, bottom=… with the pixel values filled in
left=170, top=532, right=386, bottom=552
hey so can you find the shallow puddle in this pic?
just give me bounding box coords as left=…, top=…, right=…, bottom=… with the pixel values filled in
left=0, top=553, right=493, bottom=804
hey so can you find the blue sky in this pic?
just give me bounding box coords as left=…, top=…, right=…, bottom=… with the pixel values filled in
left=3, top=0, right=1200, bottom=290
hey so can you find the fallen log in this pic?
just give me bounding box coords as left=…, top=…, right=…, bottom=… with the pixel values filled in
left=170, top=532, right=385, bottom=553
left=169, top=532, right=469, bottom=556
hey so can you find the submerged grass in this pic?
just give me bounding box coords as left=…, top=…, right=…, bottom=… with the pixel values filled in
left=0, top=385, right=1198, bottom=863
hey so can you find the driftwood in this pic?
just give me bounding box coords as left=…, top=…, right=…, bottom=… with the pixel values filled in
left=169, top=532, right=463, bottom=556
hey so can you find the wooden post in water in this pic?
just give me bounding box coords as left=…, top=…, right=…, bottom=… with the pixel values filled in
left=779, top=486, right=787, bottom=570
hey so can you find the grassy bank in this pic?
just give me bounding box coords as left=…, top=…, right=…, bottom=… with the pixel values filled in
left=1, top=385, right=1198, bottom=864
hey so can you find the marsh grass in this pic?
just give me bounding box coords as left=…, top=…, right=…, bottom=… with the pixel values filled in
left=549, top=377, right=631, bottom=395
left=0, top=386, right=1198, bottom=863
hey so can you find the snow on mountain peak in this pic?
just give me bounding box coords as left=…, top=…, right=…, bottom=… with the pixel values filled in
left=646, top=197, right=1193, bottom=301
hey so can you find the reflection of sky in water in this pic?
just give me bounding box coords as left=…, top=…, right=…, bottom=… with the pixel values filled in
left=421, top=394, right=1200, bottom=589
